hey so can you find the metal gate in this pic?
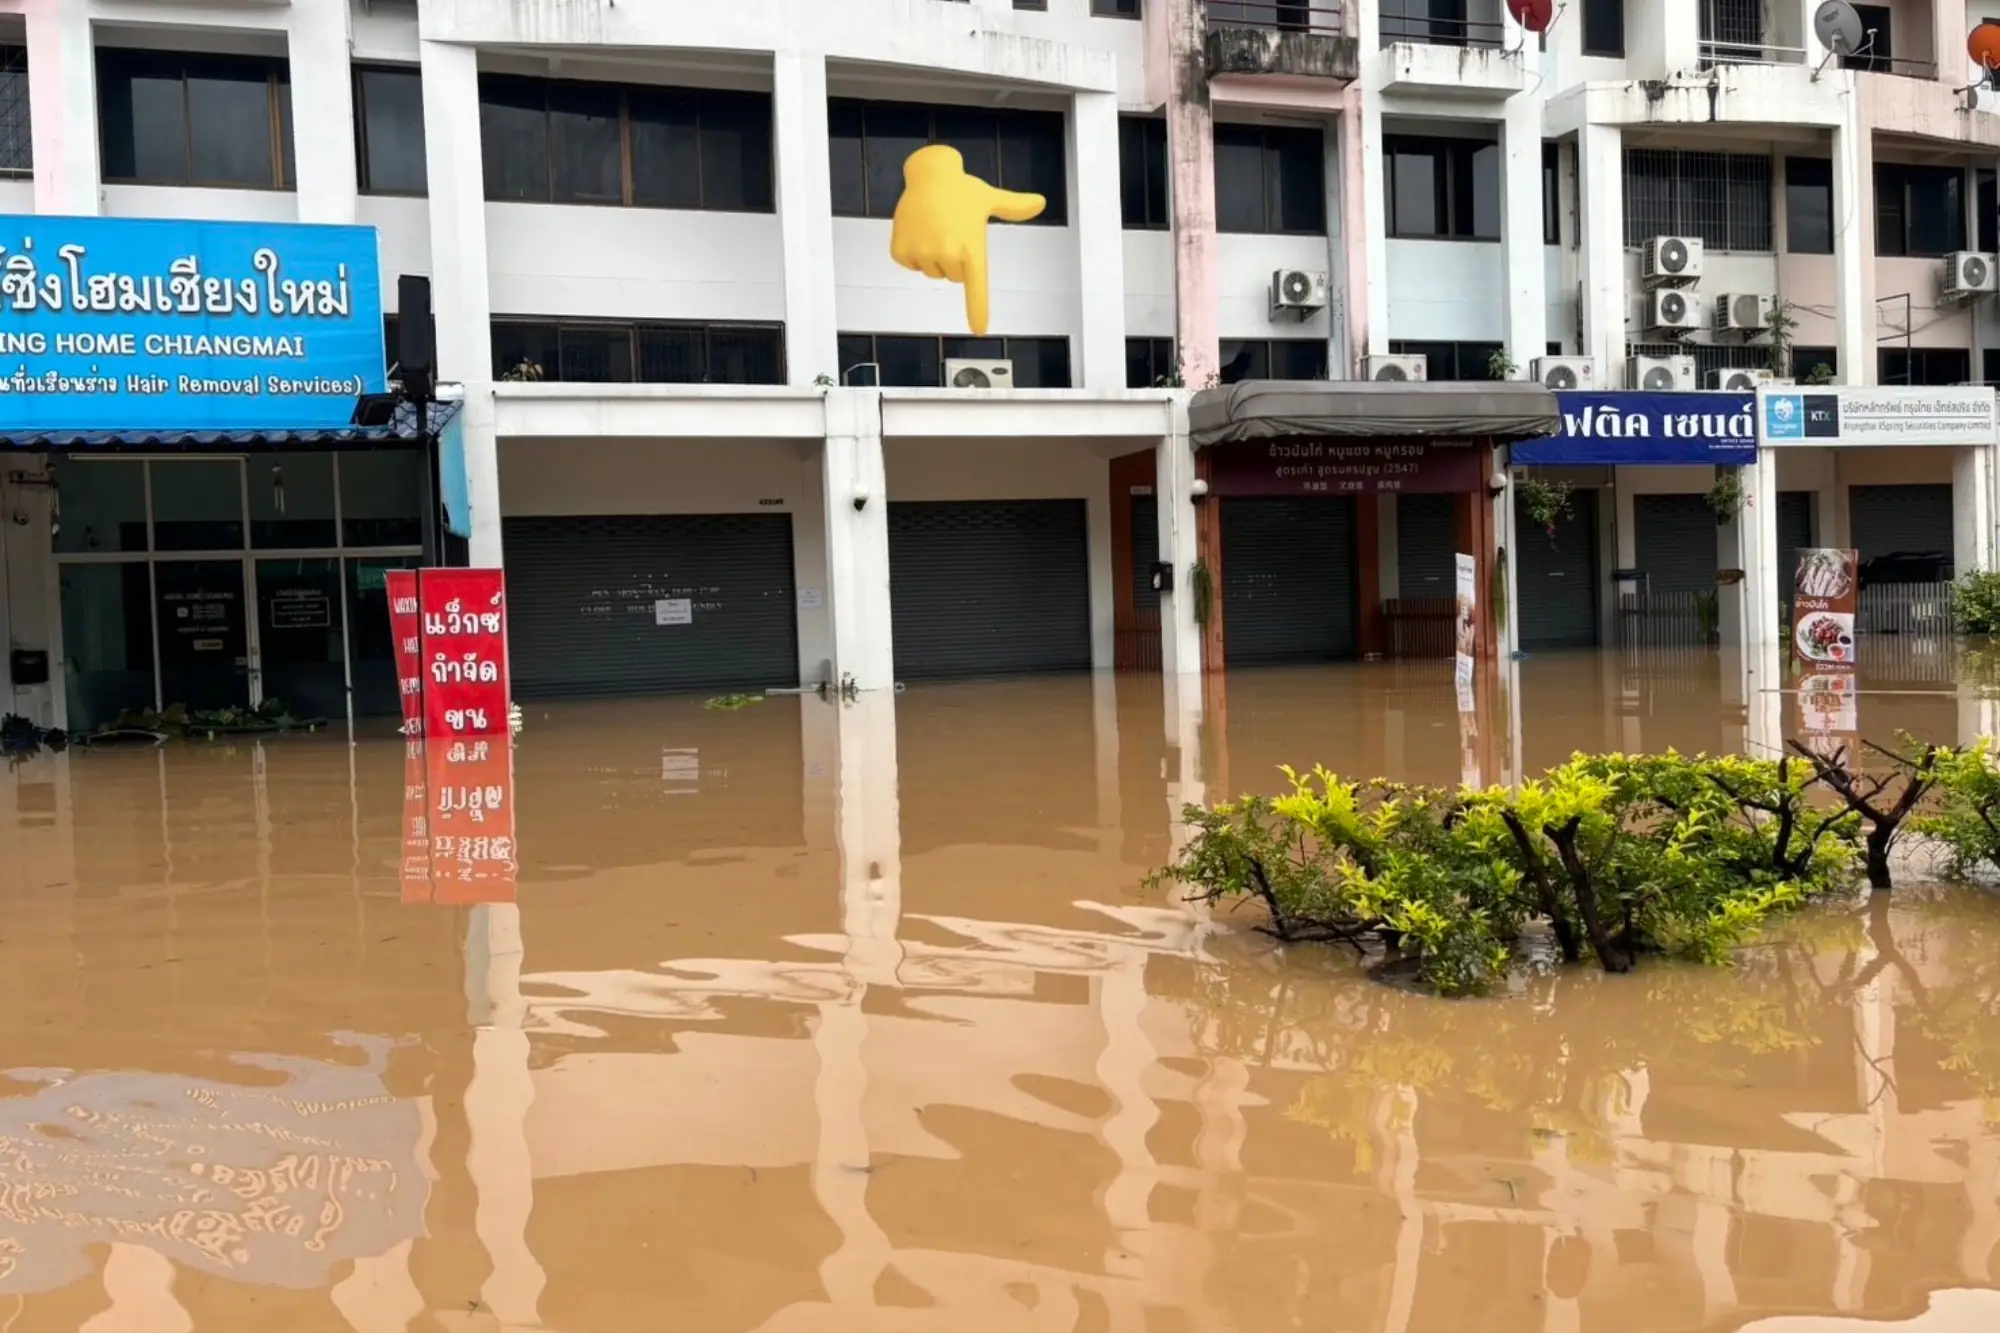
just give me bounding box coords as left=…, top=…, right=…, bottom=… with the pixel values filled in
left=1221, top=497, right=1358, bottom=664
left=1517, top=487, right=1598, bottom=650
left=1396, top=493, right=1458, bottom=599
left=503, top=513, right=799, bottom=699
left=1850, top=484, right=1954, bottom=567
left=1777, top=490, right=1814, bottom=588
left=888, top=499, right=1092, bottom=679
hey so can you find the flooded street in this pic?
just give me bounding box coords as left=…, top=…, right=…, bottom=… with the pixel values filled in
left=2, top=651, right=1998, bottom=1331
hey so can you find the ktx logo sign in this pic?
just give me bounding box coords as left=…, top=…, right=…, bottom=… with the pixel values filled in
left=1763, top=393, right=1841, bottom=440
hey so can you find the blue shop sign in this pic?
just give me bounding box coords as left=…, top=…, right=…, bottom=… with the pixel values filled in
left=0, top=215, right=384, bottom=433
left=1514, top=391, right=1758, bottom=466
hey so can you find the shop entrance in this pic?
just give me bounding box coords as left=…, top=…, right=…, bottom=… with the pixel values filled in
left=51, top=453, right=424, bottom=732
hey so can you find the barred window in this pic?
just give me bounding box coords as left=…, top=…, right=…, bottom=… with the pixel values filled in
left=1628, top=341, right=1770, bottom=384
left=0, top=47, right=27, bottom=175
left=1623, top=149, right=1772, bottom=252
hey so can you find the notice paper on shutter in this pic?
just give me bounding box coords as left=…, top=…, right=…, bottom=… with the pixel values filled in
left=655, top=598, right=692, bottom=626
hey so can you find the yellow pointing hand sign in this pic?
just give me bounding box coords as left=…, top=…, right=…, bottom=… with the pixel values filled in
left=889, top=144, right=1045, bottom=337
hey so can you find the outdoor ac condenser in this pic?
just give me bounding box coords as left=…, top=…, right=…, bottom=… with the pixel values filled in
left=944, top=358, right=1013, bottom=389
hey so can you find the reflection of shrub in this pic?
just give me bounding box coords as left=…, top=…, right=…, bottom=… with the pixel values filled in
left=1952, top=569, right=2000, bottom=634
left=1149, top=753, right=1859, bottom=995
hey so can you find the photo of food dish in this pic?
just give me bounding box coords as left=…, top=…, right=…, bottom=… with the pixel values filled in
left=1454, top=593, right=1476, bottom=659
left=1795, top=548, right=1855, bottom=601
left=1794, top=611, right=1855, bottom=663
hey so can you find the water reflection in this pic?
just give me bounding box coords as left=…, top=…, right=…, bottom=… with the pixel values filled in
left=0, top=648, right=1996, bottom=1331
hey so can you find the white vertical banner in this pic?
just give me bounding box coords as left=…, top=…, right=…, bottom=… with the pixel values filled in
left=1453, top=552, right=1477, bottom=701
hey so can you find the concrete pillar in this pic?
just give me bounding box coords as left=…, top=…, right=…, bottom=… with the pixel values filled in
left=288, top=0, right=359, bottom=224
left=1952, top=444, right=1992, bottom=575
left=1358, top=84, right=1390, bottom=360
left=1338, top=91, right=1372, bottom=373
left=1832, top=121, right=1871, bottom=385
left=1500, top=85, right=1547, bottom=377
left=1723, top=449, right=1784, bottom=750
left=1577, top=123, right=1625, bottom=382
left=419, top=40, right=502, bottom=565
left=1073, top=91, right=1128, bottom=390
left=1166, top=0, right=1219, bottom=387
left=23, top=0, right=99, bottom=215
left=1157, top=397, right=1202, bottom=676
left=820, top=389, right=895, bottom=692
left=775, top=51, right=839, bottom=385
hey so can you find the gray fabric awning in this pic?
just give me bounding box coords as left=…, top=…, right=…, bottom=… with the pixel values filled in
left=1187, top=380, right=1561, bottom=447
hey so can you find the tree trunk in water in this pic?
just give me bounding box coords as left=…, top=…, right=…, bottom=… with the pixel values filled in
left=1865, top=827, right=1894, bottom=891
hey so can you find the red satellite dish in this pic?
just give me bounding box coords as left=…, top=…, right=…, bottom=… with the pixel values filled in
left=1971, top=19, right=2000, bottom=72
left=1508, top=0, right=1555, bottom=32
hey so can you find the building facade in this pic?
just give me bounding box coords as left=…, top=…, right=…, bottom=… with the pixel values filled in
left=2, top=0, right=1999, bottom=726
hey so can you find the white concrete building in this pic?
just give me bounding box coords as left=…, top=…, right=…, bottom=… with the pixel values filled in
left=2, top=0, right=1999, bottom=729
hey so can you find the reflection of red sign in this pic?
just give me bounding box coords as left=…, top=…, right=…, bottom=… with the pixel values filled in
left=1205, top=439, right=1488, bottom=497
left=399, top=739, right=433, bottom=905
left=385, top=571, right=424, bottom=737
left=418, top=569, right=510, bottom=739
left=424, top=739, right=517, bottom=905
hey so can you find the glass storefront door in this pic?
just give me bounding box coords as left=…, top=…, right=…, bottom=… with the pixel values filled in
left=51, top=453, right=423, bottom=732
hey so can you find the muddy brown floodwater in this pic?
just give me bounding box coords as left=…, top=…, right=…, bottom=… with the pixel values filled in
left=2, top=649, right=1998, bottom=1331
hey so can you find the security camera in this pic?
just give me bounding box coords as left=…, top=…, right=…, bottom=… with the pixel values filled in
left=1190, top=477, right=1210, bottom=501
left=851, top=483, right=870, bottom=512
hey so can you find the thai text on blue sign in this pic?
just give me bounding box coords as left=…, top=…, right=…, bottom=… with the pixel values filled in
left=0, top=215, right=384, bottom=432
left=1512, top=391, right=1757, bottom=466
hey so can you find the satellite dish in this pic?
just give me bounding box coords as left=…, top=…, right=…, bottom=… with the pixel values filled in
left=1971, top=19, right=2000, bottom=73
left=1506, top=0, right=1554, bottom=34
left=1814, top=0, right=1864, bottom=56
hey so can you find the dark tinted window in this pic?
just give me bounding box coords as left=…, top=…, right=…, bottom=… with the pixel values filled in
left=0, top=46, right=29, bottom=174
left=1389, top=340, right=1504, bottom=381
left=99, top=49, right=289, bottom=188
left=1093, top=0, right=1142, bottom=14
left=1879, top=347, right=1969, bottom=386
left=1581, top=0, right=1624, bottom=55
left=1785, top=157, right=1833, bottom=254
left=1126, top=337, right=1175, bottom=388
left=1214, top=124, right=1325, bottom=234
left=1791, top=346, right=1837, bottom=382
left=1542, top=141, right=1560, bottom=244
left=828, top=98, right=1068, bottom=223
left=479, top=76, right=774, bottom=211
left=1218, top=339, right=1325, bottom=383
left=1623, top=149, right=1773, bottom=251
left=492, top=320, right=784, bottom=384
left=1980, top=168, right=1997, bottom=254
left=1875, top=162, right=1964, bottom=257
left=1120, top=117, right=1169, bottom=229
left=1387, top=135, right=1499, bottom=240
left=838, top=333, right=1072, bottom=387
left=356, top=66, right=427, bottom=194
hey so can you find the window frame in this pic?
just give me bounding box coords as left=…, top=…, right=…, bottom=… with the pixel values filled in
left=1213, top=122, right=1327, bottom=236
left=1874, top=161, right=1966, bottom=259
left=97, top=48, right=292, bottom=191
left=827, top=96, right=1069, bottom=224
left=489, top=317, right=787, bottom=386
left=1621, top=148, right=1773, bottom=253
left=1541, top=141, right=1560, bottom=245
left=1783, top=156, right=1833, bottom=255
left=1216, top=337, right=1328, bottom=384
left=1388, top=339, right=1504, bottom=383
left=0, top=46, right=30, bottom=177
left=837, top=332, right=1074, bottom=388
left=475, top=74, right=776, bottom=214
left=1125, top=337, right=1176, bottom=389
left=1119, top=115, right=1169, bottom=230
left=1385, top=133, right=1500, bottom=242
left=1878, top=346, right=1970, bottom=387
left=353, top=63, right=428, bottom=197
left=1580, top=0, right=1625, bottom=57
left=1091, top=0, right=1143, bottom=16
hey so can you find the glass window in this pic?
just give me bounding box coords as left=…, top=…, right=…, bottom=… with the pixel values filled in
left=480, top=76, right=551, bottom=201
left=150, top=459, right=244, bottom=552
left=1092, top=0, right=1142, bottom=14
left=937, top=107, right=1001, bottom=192
left=248, top=454, right=337, bottom=549
left=338, top=451, right=424, bottom=548
left=630, top=87, right=702, bottom=209
left=99, top=50, right=288, bottom=188
left=1785, top=157, right=1833, bottom=254
left=874, top=336, right=941, bottom=387
left=862, top=104, right=929, bottom=220
left=548, top=82, right=623, bottom=203
left=1542, top=142, right=1560, bottom=244
left=1272, top=127, right=1325, bottom=233
left=1270, top=339, right=1327, bottom=380
left=0, top=46, right=31, bottom=175
left=1622, top=149, right=1773, bottom=251
left=1388, top=135, right=1497, bottom=239
left=1582, top=0, right=1624, bottom=55
left=55, top=459, right=148, bottom=554
left=1005, top=337, right=1072, bottom=388
left=1389, top=142, right=1442, bottom=236
left=1470, top=143, right=1501, bottom=239
left=1214, top=127, right=1266, bottom=233
left=1880, top=347, right=1969, bottom=386
left=491, top=322, right=559, bottom=381
left=697, top=90, right=775, bottom=211
left=1119, top=116, right=1168, bottom=229
left=828, top=100, right=866, bottom=216
left=838, top=334, right=878, bottom=384
left=356, top=66, right=427, bottom=194
left=558, top=326, right=634, bottom=382
left=346, top=556, right=418, bottom=717
left=1981, top=168, right=1997, bottom=254
left=1125, top=337, right=1175, bottom=388
left=1218, top=340, right=1268, bottom=383
left=638, top=324, right=708, bottom=382
left=256, top=556, right=346, bottom=721
left=60, top=562, right=157, bottom=734
left=829, top=99, right=1067, bottom=223
left=1791, top=346, right=1837, bottom=383
left=705, top=326, right=785, bottom=384
left=998, top=109, right=1067, bottom=221
left=1216, top=124, right=1323, bottom=234
left=186, top=57, right=276, bottom=186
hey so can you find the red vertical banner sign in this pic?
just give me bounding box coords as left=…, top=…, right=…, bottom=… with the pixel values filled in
left=385, top=570, right=425, bottom=737
left=425, top=737, right=518, bottom=904
left=417, top=568, right=511, bottom=739
left=399, top=738, right=434, bottom=904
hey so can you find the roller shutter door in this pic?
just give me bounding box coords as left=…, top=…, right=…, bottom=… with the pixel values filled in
left=1517, top=487, right=1597, bottom=650
left=889, top=499, right=1092, bottom=679
left=503, top=513, right=798, bottom=700
left=1130, top=491, right=1160, bottom=615
left=1396, top=493, right=1458, bottom=599
left=1778, top=490, right=1814, bottom=598
left=1633, top=492, right=1717, bottom=594
left=1221, top=497, right=1357, bottom=664
left=1850, top=484, right=1954, bottom=567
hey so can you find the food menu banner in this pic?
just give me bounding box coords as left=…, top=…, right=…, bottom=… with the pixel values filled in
left=1792, top=548, right=1858, bottom=665
left=385, top=570, right=424, bottom=737
left=1453, top=552, right=1477, bottom=694
left=417, top=568, right=511, bottom=738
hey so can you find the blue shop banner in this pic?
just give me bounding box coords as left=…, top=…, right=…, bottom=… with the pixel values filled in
left=1514, top=391, right=1758, bottom=466
left=0, top=215, right=384, bottom=433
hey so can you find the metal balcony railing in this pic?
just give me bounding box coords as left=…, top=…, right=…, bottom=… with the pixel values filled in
left=1842, top=53, right=1941, bottom=80
left=1209, top=1, right=1345, bottom=35
left=1697, top=39, right=1809, bottom=69
left=1379, top=13, right=1505, bottom=50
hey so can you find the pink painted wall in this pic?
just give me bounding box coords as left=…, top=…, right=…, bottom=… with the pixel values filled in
left=1166, top=0, right=1218, bottom=387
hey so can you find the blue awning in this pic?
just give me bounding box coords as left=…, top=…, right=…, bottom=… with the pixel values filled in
left=0, top=399, right=458, bottom=450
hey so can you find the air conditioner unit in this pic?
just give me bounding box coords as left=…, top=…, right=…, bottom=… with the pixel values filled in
left=1943, top=251, right=1997, bottom=298
left=1714, top=293, right=1774, bottom=334
left=944, top=357, right=1013, bottom=389
left=1707, top=367, right=1777, bottom=391
left=1533, top=356, right=1597, bottom=390
left=1627, top=354, right=1696, bottom=392
left=1642, top=235, right=1704, bottom=285
left=1365, top=354, right=1428, bottom=382
left=1270, top=268, right=1330, bottom=315
left=1646, top=287, right=1701, bottom=333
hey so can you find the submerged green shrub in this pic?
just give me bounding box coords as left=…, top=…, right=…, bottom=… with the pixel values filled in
left=1150, top=752, right=1861, bottom=995
left=1953, top=570, right=2000, bottom=634
left=1916, top=739, right=2000, bottom=878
